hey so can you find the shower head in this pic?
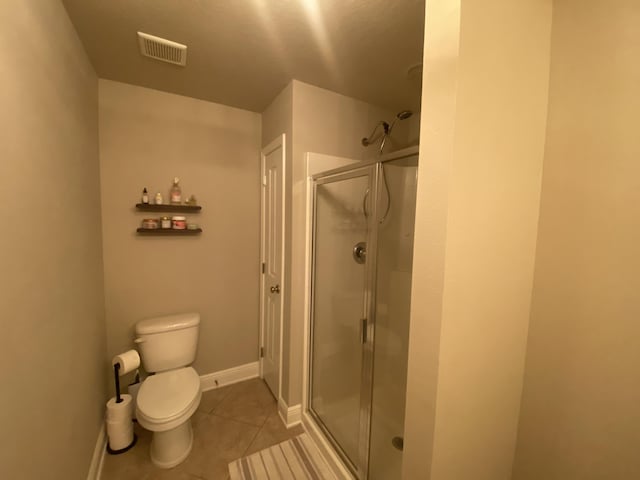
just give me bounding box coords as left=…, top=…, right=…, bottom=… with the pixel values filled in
left=396, top=110, right=413, bottom=120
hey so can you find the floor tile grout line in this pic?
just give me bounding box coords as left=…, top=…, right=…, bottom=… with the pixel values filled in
left=208, top=380, right=273, bottom=417
left=240, top=420, right=265, bottom=458
left=210, top=411, right=270, bottom=429
left=232, top=398, right=276, bottom=459
left=204, top=382, right=238, bottom=415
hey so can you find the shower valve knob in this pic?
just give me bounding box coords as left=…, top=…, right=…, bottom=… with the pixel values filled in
left=353, top=242, right=367, bottom=264
left=270, top=284, right=280, bottom=294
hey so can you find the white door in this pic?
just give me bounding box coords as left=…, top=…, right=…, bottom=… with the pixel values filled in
left=260, top=135, right=285, bottom=398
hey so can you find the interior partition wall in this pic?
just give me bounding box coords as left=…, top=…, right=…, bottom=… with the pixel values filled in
left=308, top=148, right=419, bottom=480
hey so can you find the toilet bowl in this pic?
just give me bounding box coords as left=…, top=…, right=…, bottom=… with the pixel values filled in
left=134, top=312, right=201, bottom=468
left=136, top=367, right=202, bottom=468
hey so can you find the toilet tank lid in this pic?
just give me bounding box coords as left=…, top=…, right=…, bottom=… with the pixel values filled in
left=136, top=312, right=200, bottom=335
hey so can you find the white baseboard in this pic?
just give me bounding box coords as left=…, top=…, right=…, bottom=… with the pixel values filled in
left=278, top=397, right=302, bottom=428
left=86, top=423, right=106, bottom=480
left=200, top=361, right=260, bottom=392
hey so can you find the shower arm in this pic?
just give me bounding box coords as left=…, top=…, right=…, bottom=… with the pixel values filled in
left=361, top=121, right=390, bottom=147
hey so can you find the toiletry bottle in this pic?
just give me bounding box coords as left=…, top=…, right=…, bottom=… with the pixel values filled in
left=142, top=188, right=149, bottom=204
left=155, top=192, right=163, bottom=205
left=170, top=177, right=182, bottom=204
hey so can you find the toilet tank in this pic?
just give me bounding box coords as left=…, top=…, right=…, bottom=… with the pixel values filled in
left=135, top=312, right=200, bottom=373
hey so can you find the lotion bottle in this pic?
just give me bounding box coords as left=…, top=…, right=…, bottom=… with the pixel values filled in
left=170, top=177, right=182, bottom=204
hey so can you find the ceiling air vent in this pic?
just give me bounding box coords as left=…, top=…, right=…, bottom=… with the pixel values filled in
left=137, top=32, right=187, bottom=66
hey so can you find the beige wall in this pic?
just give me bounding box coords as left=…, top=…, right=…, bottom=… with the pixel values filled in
left=0, top=1, right=106, bottom=478
left=401, top=2, right=461, bottom=476
left=99, top=80, right=261, bottom=381
left=262, top=83, right=293, bottom=150
left=512, top=1, right=640, bottom=478
left=403, top=0, right=552, bottom=478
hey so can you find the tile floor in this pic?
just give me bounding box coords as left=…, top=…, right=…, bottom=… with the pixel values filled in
left=102, top=378, right=304, bottom=480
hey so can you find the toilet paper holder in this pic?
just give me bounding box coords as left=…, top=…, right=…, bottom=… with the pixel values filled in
left=114, top=363, right=123, bottom=403
left=112, top=349, right=141, bottom=403
left=107, top=350, right=141, bottom=455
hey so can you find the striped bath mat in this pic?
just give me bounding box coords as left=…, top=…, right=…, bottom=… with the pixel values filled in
left=229, top=433, right=335, bottom=480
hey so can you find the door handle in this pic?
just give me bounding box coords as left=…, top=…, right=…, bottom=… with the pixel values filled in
left=270, top=284, right=280, bottom=294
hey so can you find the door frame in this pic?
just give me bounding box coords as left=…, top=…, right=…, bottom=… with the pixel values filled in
left=259, top=134, right=286, bottom=403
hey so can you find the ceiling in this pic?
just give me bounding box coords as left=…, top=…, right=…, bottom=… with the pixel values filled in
left=62, top=0, right=425, bottom=113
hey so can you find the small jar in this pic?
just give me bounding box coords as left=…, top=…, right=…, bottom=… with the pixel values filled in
left=160, top=216, right=171, bottom=229
left=141, top=218, right=159, bottom=229
left=172, top=216, right=187, bottom=230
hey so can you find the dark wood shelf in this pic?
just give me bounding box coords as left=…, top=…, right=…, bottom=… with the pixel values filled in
left=135, top=203, right=202, bottom=212
left=136, top=228, right=202, bottom=235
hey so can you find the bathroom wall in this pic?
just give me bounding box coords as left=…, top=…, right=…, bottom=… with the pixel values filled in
left=402, top=2, right=460, bottom=476
left=407, top=114, right=422, bottom=147
left=512, top=1, right=640, bottom=478
left=0, top=1, right=106, bottom=479
left=99, top=80, right=261, bottom=382
left=403, top=0, right=552, bottom=478
left=262, top=83, right=293, bottom=150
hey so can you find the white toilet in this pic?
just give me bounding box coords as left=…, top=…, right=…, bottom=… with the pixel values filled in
left=134, top=312, right=202, bottom=468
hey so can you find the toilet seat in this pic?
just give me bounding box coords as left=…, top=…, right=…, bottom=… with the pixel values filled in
left=136, top=367, right=201, bottom=432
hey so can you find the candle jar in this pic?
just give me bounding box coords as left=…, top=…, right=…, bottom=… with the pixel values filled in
left=172, top=216, right=187, bottom=230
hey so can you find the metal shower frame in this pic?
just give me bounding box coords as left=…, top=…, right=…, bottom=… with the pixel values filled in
left=306, top=145, right=419, bottom=479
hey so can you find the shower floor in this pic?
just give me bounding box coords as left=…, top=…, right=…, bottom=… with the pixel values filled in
left=311, top=389, right=403, bottom=479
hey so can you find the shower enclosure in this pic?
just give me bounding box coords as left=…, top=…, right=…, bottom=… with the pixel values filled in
left=308, top=147, right=418, bottom=479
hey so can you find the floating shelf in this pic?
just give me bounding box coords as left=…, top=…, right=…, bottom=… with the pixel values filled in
left=135, top=203, right=202, bottom=212
left=136, top=228, right=202, bottom=235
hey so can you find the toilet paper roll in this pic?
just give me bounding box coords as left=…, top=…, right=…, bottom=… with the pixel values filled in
left=108, top=429, right=133, bottom=451
left=112, top=350, right=140, bottom=376
left=106, top=394, right=133, bottom=422
left=106, top=419, right=134, bottom=451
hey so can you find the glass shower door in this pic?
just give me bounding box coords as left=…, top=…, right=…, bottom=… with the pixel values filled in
left=309, top=166, right=376, bottom=478
left=368, top=156, right=418, bottom=480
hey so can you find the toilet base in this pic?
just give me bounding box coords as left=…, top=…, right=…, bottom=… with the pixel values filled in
left=149, top=420, right=194, bottom=469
